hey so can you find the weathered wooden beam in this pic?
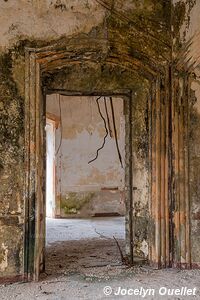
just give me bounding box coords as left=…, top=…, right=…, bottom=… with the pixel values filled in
left=161, top=79, right=166, bottom=267
left=165, top=71, right=170, bottom=267
left=179, top=81, right=186, bottom=265
left=155, top=76, right=161, bottom=267
left=150, top=79, right=157, bottom=265
left=185, top=75, right=191, bottom=267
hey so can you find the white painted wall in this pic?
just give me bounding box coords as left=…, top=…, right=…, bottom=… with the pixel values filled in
left=46, top=121, right=56, bottom=218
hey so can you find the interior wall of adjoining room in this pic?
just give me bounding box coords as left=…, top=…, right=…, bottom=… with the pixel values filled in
left=46, top=94, right=125, bottom=218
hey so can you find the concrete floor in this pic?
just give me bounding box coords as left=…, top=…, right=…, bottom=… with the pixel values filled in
left=0, top=217, right=199, bottom=299
left=1, top=268, right=200, bottom=300
left=46, top=217, right=125, bottom=245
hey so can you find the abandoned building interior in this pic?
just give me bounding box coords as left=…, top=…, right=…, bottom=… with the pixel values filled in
left=0, top=0, right=200, bottom=294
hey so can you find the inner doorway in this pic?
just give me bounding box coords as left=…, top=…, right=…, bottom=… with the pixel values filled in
left=44, top=94, right=131, bottom=277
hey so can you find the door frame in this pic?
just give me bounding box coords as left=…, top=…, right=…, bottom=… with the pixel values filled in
left=23, top=43, right=134, bottom=280
left=45, top=89, right=134, bottom=260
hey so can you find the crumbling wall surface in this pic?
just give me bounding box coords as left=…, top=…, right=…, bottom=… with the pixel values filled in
left=174, top=0, right=200, bottom=267
left=0, top=52, right=24, bottom=278
left=177, top=1, right=200, bottom=267
left=186, top=2, right=200, bottom=267
left=0, top=0, right=173, bottom=279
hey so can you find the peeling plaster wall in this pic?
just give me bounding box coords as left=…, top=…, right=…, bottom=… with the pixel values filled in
left=132, top=90, right=149, bottom=258
left=174, top=0, right=200, bottom=265
left=0, top=0, right=106, bottom=50
left=0, top=52, right=24, bottom=278
left=46, top=94, right=125, bottom=217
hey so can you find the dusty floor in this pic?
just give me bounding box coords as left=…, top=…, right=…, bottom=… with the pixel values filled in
left=1, top=217, right=199, bottom=299
left=45, top=217, right=126, bottom=277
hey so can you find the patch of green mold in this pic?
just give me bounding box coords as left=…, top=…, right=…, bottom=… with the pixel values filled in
left=173, top=0, right=196, bottom=51
left=61, top=192, right=94, bottom=215
left=173, top=1, right=186, bottom=38
left=106, top=0, right=172, bottom=64
left=0, top=51, right=24, bottom=165
left=132, top=87, right=150, bottom=165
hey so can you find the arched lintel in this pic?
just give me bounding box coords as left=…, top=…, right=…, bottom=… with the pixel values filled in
left=25, top=38, right=166, bottom=82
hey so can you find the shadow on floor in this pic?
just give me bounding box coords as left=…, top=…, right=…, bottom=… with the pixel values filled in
left=44, top=237, right=126, bottom=280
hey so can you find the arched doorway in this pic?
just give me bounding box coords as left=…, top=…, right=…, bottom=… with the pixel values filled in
left=24, top=38, right=174, bottom=280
